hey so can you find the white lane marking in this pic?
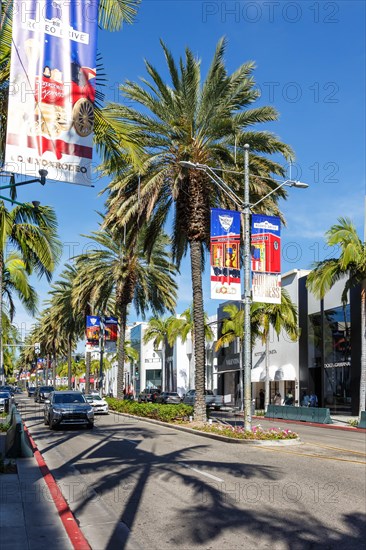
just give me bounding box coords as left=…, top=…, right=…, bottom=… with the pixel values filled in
left=178, top=461, right=224, bottom=482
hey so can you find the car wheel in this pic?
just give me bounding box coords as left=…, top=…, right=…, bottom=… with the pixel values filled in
left=86, top=422, right=94, bottom=429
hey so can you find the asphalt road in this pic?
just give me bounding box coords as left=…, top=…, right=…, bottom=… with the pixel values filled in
left=18, top=395, right=366, bottom=550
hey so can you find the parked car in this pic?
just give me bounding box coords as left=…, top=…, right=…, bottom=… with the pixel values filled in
left=0, top=385, right=15, bottom=396
left=85, top=394, right=109, bottom=414
left=155, top=392, right=182, bottom=405
left=27, top=386, right=36, bottom=397
left=138, top=388, right=161, bottom=403
left=0, top=391, right=12, bottom=413
left=44, top=391, right=94, bottom=429
left=34, top=386, right=55, bottom=403
left=182, top=389, right=224, bottom=410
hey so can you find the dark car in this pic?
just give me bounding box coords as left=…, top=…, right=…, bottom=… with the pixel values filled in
left=34, top=386, right=55, bottom=403
left=155, top=392, right=182, bottom=405
left=0, top=391, right=12, bottom=413
left=44, top=391, right=94, bottom=429
left=138, top=388, right=161, bottom=403
left=27, top=386, right=36, bottom=397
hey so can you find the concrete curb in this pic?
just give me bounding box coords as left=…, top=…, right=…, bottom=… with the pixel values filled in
left=110, top=410, right=302, bottom=445
left=23, top=423, right=92, bottom=550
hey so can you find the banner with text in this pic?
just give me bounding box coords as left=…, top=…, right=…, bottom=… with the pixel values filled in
left=210, top=208, right=241, bottom=300
left=104, top=316, right=118, bottom=353
left=251, top=214, right=281, bottom=304
left=4, top=0, right=99, bottom=185
left=86, top=315, right=100, bottom=352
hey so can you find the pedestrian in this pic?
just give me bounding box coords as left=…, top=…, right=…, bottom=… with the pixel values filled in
left=301, top=391, right=310, bottom=407
left=309, top=391, right=318, bottom=407
left=259, top=389, right=265, bottom=409
left=273, top=392, right=282, bottom=406
left=284, top=390, right=294, bottom=405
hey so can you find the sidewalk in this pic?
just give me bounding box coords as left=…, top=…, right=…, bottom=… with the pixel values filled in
left=0, top=433, right=73, bottom=550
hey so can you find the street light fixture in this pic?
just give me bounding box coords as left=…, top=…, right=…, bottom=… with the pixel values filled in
left=180, top=146, right=308, bottom=430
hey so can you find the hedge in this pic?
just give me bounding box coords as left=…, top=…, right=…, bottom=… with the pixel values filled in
left=106, top=397, right=194, bottom=423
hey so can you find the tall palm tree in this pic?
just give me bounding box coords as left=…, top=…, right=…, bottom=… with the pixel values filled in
left=0, top=202, right=60, bottom=382
left=306, top=217, right=366, bottom=417
left=251, top=289, right=299, bottom=410
left=103, top=39, right=294, bottom=420
left=171, top=306, right=215, bottom=393
left=47, top=265, right=85, bottom=389
left=73, top=222, right=178, bottom=399
left=143, top=316, right=176, bottom=391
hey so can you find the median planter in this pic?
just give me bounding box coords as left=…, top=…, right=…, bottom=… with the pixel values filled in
left=106, top=398, right=300, bottom=444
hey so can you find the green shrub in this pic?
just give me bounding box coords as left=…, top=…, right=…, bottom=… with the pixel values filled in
left=106, top=397, right=193, bottom=422
left=0, top=422, right=10, bottom=432
left=348, top=419, right=359, bottom=427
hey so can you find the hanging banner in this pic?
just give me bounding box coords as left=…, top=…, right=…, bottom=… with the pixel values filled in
left=86, top=315, right=100, bottom=344
left=4, top=0, right=99, bottom=185
left=104, top=316, right=118, bottom=353
left=210, top=208, right=241, bottom=300
left=251, top=214, right=281, bottom=304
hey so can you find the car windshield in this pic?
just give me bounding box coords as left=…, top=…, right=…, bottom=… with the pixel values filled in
left=166, top=393, right=179, bottom=396
left=86, top=395, right=102, bottom=401
left=53, top=393, right=85, bottom=404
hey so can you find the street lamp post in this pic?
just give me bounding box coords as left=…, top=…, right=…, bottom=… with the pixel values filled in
left=243, top=144, right=252, bottom=429
left=180, top=154, right=308, bottom=430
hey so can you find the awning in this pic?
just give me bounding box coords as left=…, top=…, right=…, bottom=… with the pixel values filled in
left=251, top=363, right=297, bottom=383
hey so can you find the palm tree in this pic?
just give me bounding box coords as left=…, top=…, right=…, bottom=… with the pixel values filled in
left=215, top=290, right=299, bottom=410
left=47, top=265, right=85, bottom=390
left=251, top=289, right=299, bottom=410
left=72, top=222, right=178, bottom=399
left=143, top=316, right=177, bottom=392
left=103, top=39, right=294, bottom=420
left=306, top=217, right=366, bottom=417
left=170, top=306, right=215, bottom=394
left=0, top=202, right=60, bottom=382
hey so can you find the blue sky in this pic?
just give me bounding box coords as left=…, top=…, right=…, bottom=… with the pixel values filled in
left=7, top=0, right=366, bottom=339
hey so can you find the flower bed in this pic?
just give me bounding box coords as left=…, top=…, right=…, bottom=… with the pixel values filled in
left=106, top=398, right=298, bottom=440
left=190, top=422, right=298, bottom=440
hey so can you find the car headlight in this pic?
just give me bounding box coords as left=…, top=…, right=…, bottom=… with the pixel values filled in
left=87, top=409, right=94, bottom=419
left=52, top=408, right=62, bottom=416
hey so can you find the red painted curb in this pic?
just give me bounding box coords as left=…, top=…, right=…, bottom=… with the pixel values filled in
left=23, top=423, right=91, bottom=550
left=250, top=415, right=366, bottom=432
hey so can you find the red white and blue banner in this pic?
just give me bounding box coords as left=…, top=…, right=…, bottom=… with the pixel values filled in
left=104, top=316, right=118, bottom=353
left=210, top=208, right=241, bottom=300
left=4, top=0, right=99, bottom=185
left=251, top=214, right=281, bottom=304
left=86, top=315, right=100, bottom=343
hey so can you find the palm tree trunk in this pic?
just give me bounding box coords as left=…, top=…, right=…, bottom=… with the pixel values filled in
left=0, top=252, right=3, bottom=385
left=117, top=303, right=127, bottom=399
left=190, top=240, right=206, bottom=422
left=359, top=282, right=366, bottom=416
left=264, top=334, right=270, bottom=410
left=67, top=338, right=72, bottom=390
left=85, top=352, right=91, bottom=395
left=52, top=352, right=57, bottom=387
left=161, top=343, right=166, bottom=392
